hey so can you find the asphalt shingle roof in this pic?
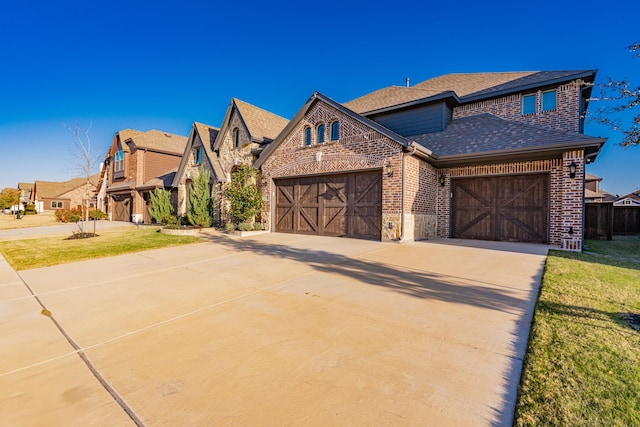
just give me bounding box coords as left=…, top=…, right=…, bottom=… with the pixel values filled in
left=344, top=70, right=595, bottom=115
left=121, top=129, right=188, bottom=155
left=34, top=175, right=100, bottom=198
left=193, top=122, right=226, bottom=181
left=233, top=98, right=289, bottom=143
left=412, top=114, right=603, bottom=157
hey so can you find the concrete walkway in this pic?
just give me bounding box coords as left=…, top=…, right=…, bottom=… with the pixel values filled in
left=0, top=233, right=548, bottom=426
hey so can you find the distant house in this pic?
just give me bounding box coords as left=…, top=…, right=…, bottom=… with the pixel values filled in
left=256, top=70, right=606, bottom=251
left=17, top=182, right=33, bottom=205
left=585, top=174, right=617, bottom=203
left=614, top=190, right=640, bottom=207
left=173, top=99, right=288, bottom=224
left=31, top=176, right=99, bottom=213
left=103, top=129, right=187, bottom=223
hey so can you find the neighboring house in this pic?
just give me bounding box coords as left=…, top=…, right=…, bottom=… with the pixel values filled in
left=17, top=182, right=33, bottom=206
left=173, top=99, right=288, bottom=223
left=256, top=70, right=606, bottom=251
left=104, top=129, right=187, bottom=223
left=31, top=176, right=99, bottom=213
left=584, top=173, right=617, bottom=203
left=614, top=190, right=640, bottom=207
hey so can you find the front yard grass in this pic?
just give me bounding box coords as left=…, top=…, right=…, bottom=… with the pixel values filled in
left=515, top=237, right=640, bottom=426
left=0, top=227, right=202, bottom=270
left=0, top=213, right=58, bottom=230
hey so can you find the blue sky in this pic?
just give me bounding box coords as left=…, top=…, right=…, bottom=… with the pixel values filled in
left=1, top=0, right=638, bottom=195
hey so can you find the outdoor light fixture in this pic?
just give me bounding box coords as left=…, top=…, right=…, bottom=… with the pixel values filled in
left=439, top=174, right=446, bottom=187
left=386, top=163, right=394, bottom=177
left=568, top=226, right=574, bottom=235
left=569, top=161, right=577, bottom=178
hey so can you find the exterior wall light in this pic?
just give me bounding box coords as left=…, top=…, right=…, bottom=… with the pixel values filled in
left=569, top=161, right=577, bottom=178
left=439, top=174, right=446, bottom=187
left=386, top=163, right=394, bottom=177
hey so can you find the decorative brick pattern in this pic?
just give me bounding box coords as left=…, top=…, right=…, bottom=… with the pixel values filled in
left=261, top=100, right=404, bottom=240
left=454, top=81, right=583, bottom=133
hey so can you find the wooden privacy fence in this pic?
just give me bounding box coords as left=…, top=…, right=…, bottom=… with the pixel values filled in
left=585, top=203, right=640, bottom=239
left=614, top=206, right=640, bottom=235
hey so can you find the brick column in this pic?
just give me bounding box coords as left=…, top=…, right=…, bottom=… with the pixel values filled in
left=560, top=150, right=584, bottom=251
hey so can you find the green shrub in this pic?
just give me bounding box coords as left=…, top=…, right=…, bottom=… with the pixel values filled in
left=225, top=222, right=237, bottom=232
left=253, top=222, right=263, bottom=231
left=148, top=188, right=175, bottom=225
left=88, top=209, right=108, bottom=220
left=237, top=221, right=253, bottom=231
left=24, top=204, right=37, bottom=215
left=187, top=168, right=214, bottom=228
left=223, top=164, right=263, bottom=226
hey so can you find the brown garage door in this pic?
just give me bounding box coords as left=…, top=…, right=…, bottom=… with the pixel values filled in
left=111, top=194, right=132, bottom=222
left=275, top=171, right=382, bottom=240
left=451, top=174, right=549, bottom=243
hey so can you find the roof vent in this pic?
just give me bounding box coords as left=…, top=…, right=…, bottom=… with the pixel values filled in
left=406, top=77, right=410, bottom=88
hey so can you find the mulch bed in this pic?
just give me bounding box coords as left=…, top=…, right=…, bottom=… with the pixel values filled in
left=65, top=233, right=99, bottom=240
left=619, top=312, right=640, bottom=332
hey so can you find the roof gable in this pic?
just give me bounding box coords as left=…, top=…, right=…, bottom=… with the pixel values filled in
left=123, top=129, right=188, bottom=155
left=232, top=98, right=289, bottom=143
left=255, top=92, right=418, bottom=169
left=33, top=174, right=100, bottom=199
left=172, top=122, right=226, bottom=187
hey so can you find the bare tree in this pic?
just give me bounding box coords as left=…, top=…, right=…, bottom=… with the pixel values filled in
left=590, top=42, right=640, bottom=147
left=65, top=122, right=101, bottom=234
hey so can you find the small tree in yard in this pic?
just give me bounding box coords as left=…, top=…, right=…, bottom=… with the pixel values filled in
left=0, top=188, right=20, bottom=211
left=187, top=167, right=214, bottom=228
left=224, top=164, right=263, bottom=229
left=148, top=188, right=175, bottom=225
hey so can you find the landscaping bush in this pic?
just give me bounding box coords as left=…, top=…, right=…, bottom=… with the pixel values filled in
left=55, top=208, right=81, bottom=223
left=223, top=164, right=263, bottom=227
left=148, top=188, right=175, bottom=225
left=225, top=222, right=237, bottom=232
left=24, top=204, right=37, bottom=215
left=89, top=209, right=108, bottom=220
left=237, top=221, right=253, bottom=231
left=187, top=168, right=214, bottom=228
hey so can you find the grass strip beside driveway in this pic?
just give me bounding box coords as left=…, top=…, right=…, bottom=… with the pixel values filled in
left=515, top=237, right=640, bottom=426
left=0, top=228, right=202, bottom=270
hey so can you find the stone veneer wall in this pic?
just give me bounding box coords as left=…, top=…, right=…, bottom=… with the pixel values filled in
left=260, top=100, right=404, bottom=240
left=453, top=81, right=584, bottom=133
left=436, top=150, right=585, bottom=250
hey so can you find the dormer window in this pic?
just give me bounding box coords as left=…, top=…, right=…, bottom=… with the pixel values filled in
left=542, top=90, right=557, bottom=112
left=194, top=146, right=203, bottom=165
left=317, top=124, right=325, bottom=144
left=304, top=126, right=312, bottom=146
left=114, top=150, right=125, bottom=172
left=522, top=94, right=536, bottom=115
left=330, top=120, right=340, bottom=141
left=233, top=128, right=240, bottom=148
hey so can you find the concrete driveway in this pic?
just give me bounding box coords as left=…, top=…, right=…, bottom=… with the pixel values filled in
left=0, top=233, right=548, bottom=426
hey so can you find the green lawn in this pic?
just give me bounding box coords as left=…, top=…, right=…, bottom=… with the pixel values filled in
left=515, top=237, right=640, bottom=426
left=0, top=228, right=202, bottom=270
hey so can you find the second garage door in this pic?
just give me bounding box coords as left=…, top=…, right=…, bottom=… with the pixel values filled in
left=451, top=174, right=549, bottom=243
left=275, top=171, right=382, bottom=240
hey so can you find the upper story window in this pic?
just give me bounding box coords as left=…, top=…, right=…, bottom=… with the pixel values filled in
left=233, top=128, right=240, bottom=148
left=194, top=146, right=203, bottom=165
left=304, top=126, right=312, bottom=146
left=542, top=90, right=557, bottom=111
left=330, top=120, right=340, bottom=141
left=522, top=94, right=536, bottom=115
left=317, top=123, right=325, bottom=144
left=114, top=150, right=125, bottom=172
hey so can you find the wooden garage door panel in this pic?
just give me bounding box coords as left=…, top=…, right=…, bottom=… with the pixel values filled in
left=275, top=171, right=381, bottom=240
left=452, top=174, right=549, bottom=243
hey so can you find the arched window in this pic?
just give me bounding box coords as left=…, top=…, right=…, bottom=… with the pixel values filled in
left=330, top=120, right=340, bottom=141
left=317, top=123, right=325, bottom=144
left=304, top=126, right=312, bottom=146
left=233, top=128, right=240, bottom=148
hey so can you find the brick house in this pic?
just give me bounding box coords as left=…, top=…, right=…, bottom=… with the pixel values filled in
left=103, top=129, right=187, bottom=223
left=30, top=176, right=99, bottom=213
left=173, top=98, right=288, bottom=224
left=255, top=71, right=606, bottom=250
